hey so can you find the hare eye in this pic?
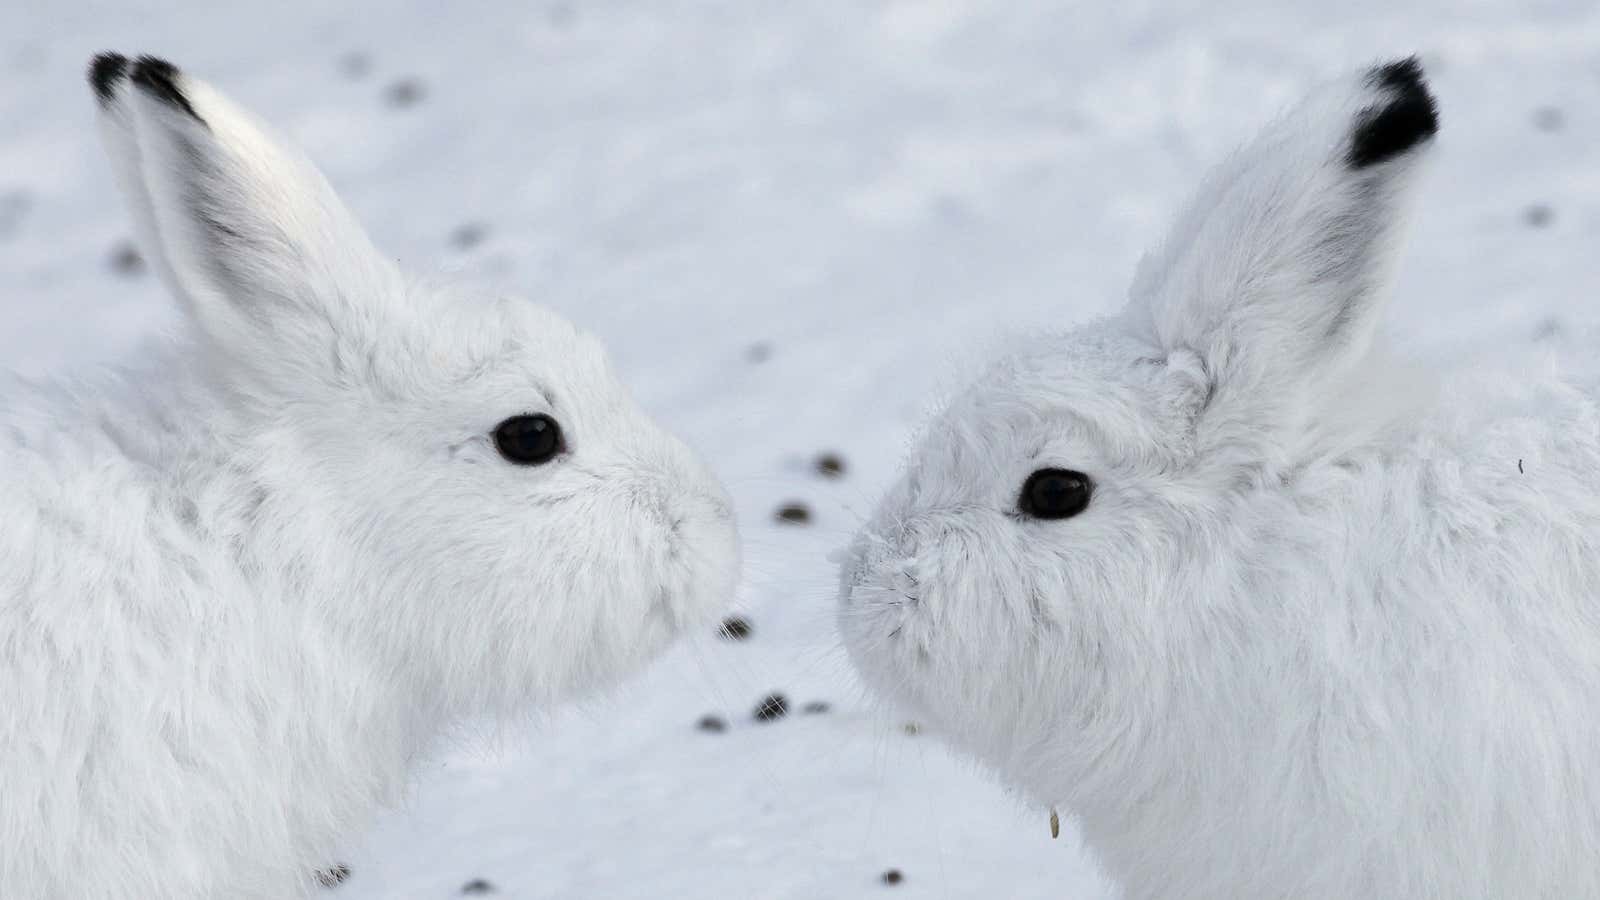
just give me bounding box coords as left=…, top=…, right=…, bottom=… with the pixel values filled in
left=1020, top=468, right=1092, bottom=520
left=493, top=414, right=564, bottom=465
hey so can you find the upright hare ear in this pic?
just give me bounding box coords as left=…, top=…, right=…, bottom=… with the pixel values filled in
left=1127, top=58, right=1438, bottom=421
left=89, top=54, right=402, bottom=391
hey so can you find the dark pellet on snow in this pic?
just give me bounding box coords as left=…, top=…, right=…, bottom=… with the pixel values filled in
left=882, top=868, right=905, bottom=886
left=802, top=701, right=831, bottom=715
left=1533, top=106, right=1565, bottom=131
left=460, top=879, right=496, bottom=895
left=338, top=52, right=371, bottom=79
left=775, top=502, right=811, bottom=525
left=746, top=341, right=773, bottom=364
left=1534, top=318, right=1564, bottom=341
left=753, top=693, right=789, bottom=722
left=109, top=241, right=143, bottom=276
left=932, top=193, right=974, bottom=225
left=314, top=864, right=350, bottom=887
left=385, top=78, right=425, bottom=108
left=717, top=615, right=753, bottom=641
left=815, top=453, right=847, bottom=478
left=0, top=189, right=30, bottom=239
left=697, top=714, right=728, bottom=733
left=1525, top=204, right=1555, bottom=228
left=450, top=222, right=488, bottom=250
left=902, top=722, right=921, bottom=737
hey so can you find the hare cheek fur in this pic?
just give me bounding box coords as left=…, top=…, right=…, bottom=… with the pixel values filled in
left=841, top=58, right=1600, bottom=900
left=0, top=56, right=738, bottom=899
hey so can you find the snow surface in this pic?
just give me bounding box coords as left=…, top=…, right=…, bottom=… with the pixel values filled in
left=3, top=1, right=1599, bottom=897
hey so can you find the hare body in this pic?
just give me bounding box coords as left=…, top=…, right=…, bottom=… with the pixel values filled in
left=0, top=56, right=738, bottom=899
left=841, top=59, right=1600, bottom=899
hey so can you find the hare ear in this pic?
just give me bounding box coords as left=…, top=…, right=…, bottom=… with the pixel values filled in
left=1127, top=57, right=1438, bottom=413
left=89, top=54, right=401, bottom=387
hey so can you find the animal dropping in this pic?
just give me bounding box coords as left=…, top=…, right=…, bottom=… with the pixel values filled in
left=717, top=615, right=753, bottom=640
left=815, top=452, right=847, bottom=478
left=108, top=240, right=143, bottom=275
left=384, top=77, right=424, bottom=108
left=314, top=864, right=351, bottom=887
left=753, top=693, right=789, bottom=722
left=775, top=501, right=811, bottom=524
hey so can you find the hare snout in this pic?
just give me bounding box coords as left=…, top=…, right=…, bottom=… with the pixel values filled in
left=838, top=520, right=936, bottom=664
left=621, top=452, right=740, bottom=631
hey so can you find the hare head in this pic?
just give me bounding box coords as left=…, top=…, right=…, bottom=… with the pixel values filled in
left=840, top=58, right=1438, bottom=813
left=90, top=54, right=740, bottom=715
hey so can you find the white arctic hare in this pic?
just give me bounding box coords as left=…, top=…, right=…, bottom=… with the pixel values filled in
left=0, top=55, right=738, bottom=899
left=840, top=57, right=1600, bottom=899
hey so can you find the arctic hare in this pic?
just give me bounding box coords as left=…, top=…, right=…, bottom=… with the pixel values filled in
left=840, top=58, right=1600, bottom=899
left=0, top=54, right=738, bottom=899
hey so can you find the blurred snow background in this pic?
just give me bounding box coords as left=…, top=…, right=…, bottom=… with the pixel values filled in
left=2, top=1, right=1598, bottom=897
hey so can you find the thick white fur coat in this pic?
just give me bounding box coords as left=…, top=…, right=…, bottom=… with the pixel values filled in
left=0, top=55, right=738, bottom=899
left=841, top=59, right=1600, bottom=899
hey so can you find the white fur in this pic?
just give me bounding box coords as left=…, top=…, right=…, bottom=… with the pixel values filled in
left=840, top=61, right=1600, bottom=899
left=1, top=57, right=738, bottom=899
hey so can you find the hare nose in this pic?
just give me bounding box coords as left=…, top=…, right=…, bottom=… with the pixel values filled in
left=836, top=537, right=873, bottom=603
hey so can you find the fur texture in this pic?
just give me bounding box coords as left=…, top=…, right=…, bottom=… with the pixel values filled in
left=840, top=57, right=1600, bottom=899
left=0, top=54, right=739, bottom=899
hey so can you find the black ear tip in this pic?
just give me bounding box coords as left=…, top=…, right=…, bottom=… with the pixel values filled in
left=129, top=55, right=204, bottom=125
left=1371, top=55, right=1429, bottom=94
left=130, top=55, right=183, bottom=94
left=88, top=52, right=129, bottom=104
left=1347, top=55, right=1439, bottom=169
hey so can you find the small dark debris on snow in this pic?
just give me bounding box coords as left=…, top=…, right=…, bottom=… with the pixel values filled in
left=0, top=189, right=30, bottom=239
left=1518, top=458, right=1525, bottom=474
left=802, top=701, right=831, bottom=715
left=1534, top=318, right=1563, bottom=341
left=932, top=193, right=974, bottom=225
left=697, top=714, right=728, bottom=733
left=753, top=693, right=789, bottom=722
left=109, top=241, right=143, bottom=276
left=775, top=502, right=811, bottom=525
left=450, top=222, right=488, bottom=250
left=717, top=615, right=753, bottom=641
left=385, top=78, right=425, bottom=108
left=460, top=879, right=496, bottom=895
left=815, top=452, right=847, bottom=478
left=1533, top=106, right=1565, bottom=132
left=902, top=722, right=921, bottom=737
left=1524, top=204, right=1555, bottom=228
left=314, top=865, right=350, bottom=887
left=548, top=2, right=576, bottom=26
left=338, top=52, right=371, bottom=80
left=746, top=341, right=773, bottom=364
left=881, top=868, right=906, bottom=886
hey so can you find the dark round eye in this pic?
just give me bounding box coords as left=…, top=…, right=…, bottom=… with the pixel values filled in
left=1019, top=468, right=1093, bottom=520
left=493, top=414, right=564, bottom=465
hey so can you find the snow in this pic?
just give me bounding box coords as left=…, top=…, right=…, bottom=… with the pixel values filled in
left=3, top=1, right=1599, bottom=896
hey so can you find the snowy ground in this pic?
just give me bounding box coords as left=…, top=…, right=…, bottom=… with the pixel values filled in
left=3, top=1, right=1599, bottom=897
